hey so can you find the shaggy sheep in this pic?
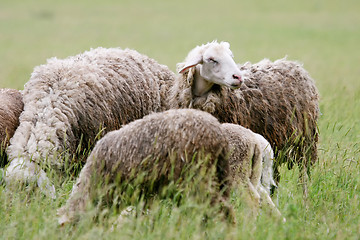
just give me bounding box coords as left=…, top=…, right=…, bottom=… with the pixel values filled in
left=57, top=109, right=233, bottom=225
left=221, top=123, right=281, bottom=218
left=169, top=51, right=319, bottom=185
left=5, top=47, right=175, bottom=197
left=0, top=89, right=23, bottom=167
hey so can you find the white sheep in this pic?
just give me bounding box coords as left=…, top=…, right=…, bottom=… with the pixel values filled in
left=5, top=47, right=175, bottom=198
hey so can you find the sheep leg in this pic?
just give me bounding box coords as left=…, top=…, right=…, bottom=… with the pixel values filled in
left=257, top=185, right=286, bottom=222
left=241, top=180, right=261, bottom=217
left=300, top=169, right=309, bottom=199
left=298, top=162, right=310, bottom=210
left=5, top=157, right=56, bottom=199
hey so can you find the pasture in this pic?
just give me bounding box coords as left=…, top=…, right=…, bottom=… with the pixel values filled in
left=0, top=0, right=359, bottom=239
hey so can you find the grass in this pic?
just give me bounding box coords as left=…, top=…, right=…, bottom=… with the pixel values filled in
left=1, top=0, right=360, bottom=239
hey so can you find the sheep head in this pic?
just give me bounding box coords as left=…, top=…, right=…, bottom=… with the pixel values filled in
left=177, top=41, right=243, bottom=96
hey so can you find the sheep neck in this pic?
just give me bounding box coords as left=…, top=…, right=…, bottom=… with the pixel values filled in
left=192, top=65, right=215, bottom=97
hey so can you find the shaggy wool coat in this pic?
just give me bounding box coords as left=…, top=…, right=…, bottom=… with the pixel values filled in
left=7, top=47, right=175, bottom=169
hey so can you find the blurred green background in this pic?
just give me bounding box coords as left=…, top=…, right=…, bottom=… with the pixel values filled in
left=1, top=0, right=360, bottom=238
left=1, top=0, right=359, bottom=88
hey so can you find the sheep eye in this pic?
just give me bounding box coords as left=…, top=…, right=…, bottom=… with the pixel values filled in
left=208, top=58, right=218, bottom=64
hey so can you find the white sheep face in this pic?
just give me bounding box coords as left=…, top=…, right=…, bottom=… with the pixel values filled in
left=179, top=41, right=243, bottom=90
left=200, top=43, right=243, bottom=89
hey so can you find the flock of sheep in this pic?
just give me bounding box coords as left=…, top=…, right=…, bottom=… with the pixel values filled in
left=0, top=41, right=319, bottom=225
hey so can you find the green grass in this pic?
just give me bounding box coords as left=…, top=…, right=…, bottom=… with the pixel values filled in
left=1, top=0, right=360, bottom=239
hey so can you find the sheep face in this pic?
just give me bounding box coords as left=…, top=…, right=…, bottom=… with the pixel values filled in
left=178, top=41, right=243, bottom=93
left=200, top=44, right=243, bottom=89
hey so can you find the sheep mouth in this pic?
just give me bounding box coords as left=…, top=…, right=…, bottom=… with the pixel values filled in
left=210, top=82, right=240, bottom=91
left=229, top=83, right=242, bottom=89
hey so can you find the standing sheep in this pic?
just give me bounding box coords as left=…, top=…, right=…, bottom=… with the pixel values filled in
left=57, top=109, right=233, bottom=225
left=5, top=47, right=175, bottom=197
left=0, top=89, right=23, bottom=167
left=169, top=45, right=319, bottom=186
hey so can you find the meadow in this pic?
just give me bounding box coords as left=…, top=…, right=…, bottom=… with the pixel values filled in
left=0, top=0, right=359, bottom=239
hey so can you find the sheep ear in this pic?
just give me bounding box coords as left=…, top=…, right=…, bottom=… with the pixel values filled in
left=178, top=50, right=203, bottom=73
left=178, top=63, right=200, bottom=74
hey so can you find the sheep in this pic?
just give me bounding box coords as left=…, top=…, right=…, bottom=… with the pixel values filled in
left=5, top=47, right=175, bottom=198
left=221, top=123, right=281, bottom=218
left=169, top=48, right=319, bottom=188
left=57, top=109, right=233, bottom=225
left=0, top=89, right=24, bottom=167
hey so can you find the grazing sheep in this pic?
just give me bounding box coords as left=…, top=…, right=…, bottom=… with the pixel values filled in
left=221, top=123, right=281, bottom=218
left=169, top=51, right=319, bottom=185
left=57, top=109, right=233, bottom=225
left=0, top=89, right=23, bottom=167
left=5, top=47, right=175, bottom=197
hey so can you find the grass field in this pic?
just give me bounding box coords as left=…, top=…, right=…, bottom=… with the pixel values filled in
left=1, top=0, right=360, bottom=239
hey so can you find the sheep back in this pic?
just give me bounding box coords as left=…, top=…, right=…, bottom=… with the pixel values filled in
left=87, top=108, right=229, bottom=187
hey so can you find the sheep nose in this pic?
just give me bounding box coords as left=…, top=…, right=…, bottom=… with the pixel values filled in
left=231, top=74, right=243, bottom=88
left=232, top=74, right=242, bottom=81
